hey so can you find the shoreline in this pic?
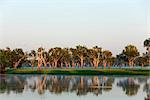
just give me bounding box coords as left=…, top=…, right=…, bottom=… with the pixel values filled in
left=5, top=68, right=150, bottom=76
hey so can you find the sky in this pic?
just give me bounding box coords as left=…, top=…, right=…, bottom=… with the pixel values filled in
left=0, top=0, right=149, bottom=55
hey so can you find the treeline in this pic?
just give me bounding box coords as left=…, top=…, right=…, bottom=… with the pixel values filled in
left=0, top=38, right=149, bottom=71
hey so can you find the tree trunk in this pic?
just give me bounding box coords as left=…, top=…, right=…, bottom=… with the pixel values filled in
left=141, top=63, right=144, bottom=67
left=78, top=63, right=80, bottom=68
left=93, top=58, right=97, bottom=68
left=61, top=62, right=63, bottom=68
left=108, top=62, right=110, bottom=68
left=52, top=62, right=54, bottom=68
left=54, top=60, right=58, bottom=68
left=38, top=59, right=42, bottom=70
left=31, top=60, right=34, bottom=70
left=80, top=56, right=84, bottom=68
left=69, top=63, right=71, bottom=68
left=103, top=60, right=107, bottom=69
left=41, top=55, right=46, bottom=67
left=0, top=64, right=6, bottom=73
left=129, top=58, right=134, bottom=67
left=65, top=62, right=68, bottom=68
left=32, top=63, right=34, bottom=70
left=90, top=62, right=93, bottom=67
left=72, top=61, right=75, bottom=68
left=14, top=56, right=24, bottom=69
left=93, top=58, right=99, bottom=68
left=93, top=61, right=96, bottom=68
left=96, top=58, right=99, bottom=68
left=31, top=56, right=35, bottom=70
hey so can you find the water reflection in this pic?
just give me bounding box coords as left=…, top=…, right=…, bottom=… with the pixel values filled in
left=0, top=75, right=149, bottom=99
left=143, top=81, right=150, bottom=100
left=117, top=78, right=140, bottom=96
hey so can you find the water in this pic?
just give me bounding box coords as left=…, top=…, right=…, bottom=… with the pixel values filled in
left=0, top=74, right=149, bottom=100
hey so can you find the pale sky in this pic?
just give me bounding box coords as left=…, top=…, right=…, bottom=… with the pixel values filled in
left=0, top=0, right=149, bottom=55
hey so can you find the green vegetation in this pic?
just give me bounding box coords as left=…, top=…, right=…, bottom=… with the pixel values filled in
left=7, top=68, right=150, bottom=75
left=0, top=38, right=150, bottom=74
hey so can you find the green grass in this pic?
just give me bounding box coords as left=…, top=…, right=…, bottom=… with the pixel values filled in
left=6, top=68, right=150, bottom=75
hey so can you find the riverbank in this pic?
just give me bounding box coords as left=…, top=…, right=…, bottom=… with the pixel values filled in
left=6, top=68, right=150, bottom=75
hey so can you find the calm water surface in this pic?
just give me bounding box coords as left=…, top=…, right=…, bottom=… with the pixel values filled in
left=0, top=74, right=150, bottom=100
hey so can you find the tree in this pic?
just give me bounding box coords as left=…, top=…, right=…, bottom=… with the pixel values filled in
left=116, top=53, right=128, bottom=66
left=70, top=48, right=78, bottom=68
left=106, top=57, right=116, bottom=67
left=11, top=48, right=26, bottom=69
left=37, top=47, right=47, bottom=70
left=60, top=48, right=71, bottom=68
left=144, top=38, right=150, bottom=65
left=0, top=48, right=26, bottom=70
left=144, top=38, right=150, bottom=51
left=29, top=50, right=36, bottom=69
left=102, top=50, right=112, bottom=68
left=88, top=46, right=102, bottom=68
left=122, top=45, right=139, bottom=67
left=48, top=47, right=64, bottom=68
left=135, top=57, right=145, bottom=67
left=75, top=45, right=88, bottom=68
left=0, top=49, right=11, bottom=72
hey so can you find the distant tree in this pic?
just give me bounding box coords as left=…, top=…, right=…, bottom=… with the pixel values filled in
left=12, top=48, right=26, bottom=69
left=75, top=45, right=88, bottom=68
left=88, top=46, right=102, bottom=68
left=60, top=48, right=71, bottom=68
left=135, top=57, right=145, bottom=66
left=122, top=45, right=139, bottom=67
left=144, top=38, right=150, bottom=65
left=144, top=38, right=150, bottom=51
left=0, top=49, right=11, bottom=72
left=29, top=50, right=36, bottom=69
left=116, top=53, right=129, bottom=66
left=102, top=50, right=112, bottom=68
left=0, top=47, right=26, bottom=71
left=48, top=47, right=64, bottom=68
left=70, top=48, right=80, bottom=68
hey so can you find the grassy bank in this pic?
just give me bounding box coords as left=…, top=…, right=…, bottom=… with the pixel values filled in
left=6, top=68, right=150, bottom=75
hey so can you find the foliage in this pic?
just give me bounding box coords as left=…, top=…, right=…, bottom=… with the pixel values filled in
left=123, top=45, right=139, bottom=58
left=0, top=41, right=150, bottom=73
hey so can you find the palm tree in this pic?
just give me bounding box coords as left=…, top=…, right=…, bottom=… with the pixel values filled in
left=122, top=45, right=139, bottom=67
left=75, top=45, right=88, bottom=68
left=102, top=50, right=112, bottom=68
